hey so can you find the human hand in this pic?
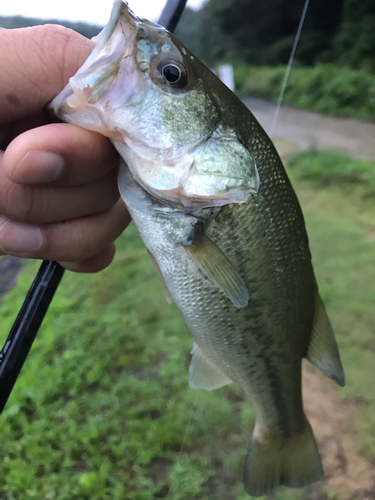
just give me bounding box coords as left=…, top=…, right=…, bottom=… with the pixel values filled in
left=0, top=25, right=130, bottom=273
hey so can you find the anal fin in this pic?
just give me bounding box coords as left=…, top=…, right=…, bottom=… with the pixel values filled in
left=189, top=343, right=232, bottom=390
left=306, top=290, right=345, bottom=387
left=184, top=233, right=249, bottom=308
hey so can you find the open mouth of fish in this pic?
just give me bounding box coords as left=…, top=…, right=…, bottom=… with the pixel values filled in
left=50, top=1, right=260, bottom=211
left=50, top=2, right=140, bottom=134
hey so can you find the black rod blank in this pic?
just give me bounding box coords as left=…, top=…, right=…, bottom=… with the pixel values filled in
left=0, top=261, right=64, bottom=412
left=159, top=0, right=188, bottom=33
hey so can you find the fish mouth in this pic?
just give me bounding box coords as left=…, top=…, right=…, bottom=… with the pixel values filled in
left=49, top=1, right=142, bottom=128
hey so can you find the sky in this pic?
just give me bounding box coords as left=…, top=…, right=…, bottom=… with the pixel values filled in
left=1, top=0, right=205, bottom=25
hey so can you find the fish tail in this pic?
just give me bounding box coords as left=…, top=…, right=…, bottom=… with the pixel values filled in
left=243, top=419, right=323, bottom=497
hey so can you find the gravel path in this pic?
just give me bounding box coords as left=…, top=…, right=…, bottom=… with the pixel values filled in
left=243, top=98, right=375, bottom=162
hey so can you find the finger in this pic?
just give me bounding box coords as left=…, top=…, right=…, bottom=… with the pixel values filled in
left=0, top=165, right=120, bottom=224
left=0, top=25, right=94, bottom=125
left=60, top=243, right=116, bottom=273
left=0, top=199, right=130, bottom=262
left=3, top=123, right=119, bottom=186
left=0, top=111, right=60, bottom=152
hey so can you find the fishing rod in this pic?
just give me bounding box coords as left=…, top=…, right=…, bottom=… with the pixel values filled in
left=0, top=0, right=188, bottom=414
left=159, top=0, right=188, bottom=33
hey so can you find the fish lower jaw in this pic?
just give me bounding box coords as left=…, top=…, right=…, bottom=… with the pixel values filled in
left=128, top=161, right=253, bottom=210
left=136, top=181, right=250, bottom=211
left=116, top=142, right=255, bottom=210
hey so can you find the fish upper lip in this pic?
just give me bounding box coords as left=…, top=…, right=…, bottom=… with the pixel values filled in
left=86, top=1, right=139, bottom=62
left=49, top=0, right=140, bottom=116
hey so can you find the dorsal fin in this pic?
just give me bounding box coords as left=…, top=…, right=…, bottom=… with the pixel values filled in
left=305, top=290, right=345, bottom=387
left=184, top=233, right=249, bottom=308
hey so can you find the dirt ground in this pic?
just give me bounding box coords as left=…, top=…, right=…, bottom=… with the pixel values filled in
left=303, top=363, right=375, bottom=499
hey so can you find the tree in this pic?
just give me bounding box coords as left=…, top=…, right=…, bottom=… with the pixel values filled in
left=175, top=6, right=235, bottom=67
left=209, top=0, right=344, bottom=65
left=177, top=0, right=345, bottom=66
left=329, top=0, right=375, bottom=69
left=0, top=15, right=102, bottom=39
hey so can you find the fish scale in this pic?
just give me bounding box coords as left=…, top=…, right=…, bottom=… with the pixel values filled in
left=122, top=160, right=312, bottom=443
left=51, top=1, right=345, bottom=496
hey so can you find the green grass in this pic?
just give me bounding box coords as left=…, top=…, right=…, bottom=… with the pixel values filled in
left=0, top=229, right=252, bottom=500
left=0, top=149, right=375, bottom=499
left=234, top=64, right=375, bottom=121
left=288, top=149, right=375, bottom=227
left=288, top=149, right=375, bottom=190
left=287, top=150, right=375, bottom=460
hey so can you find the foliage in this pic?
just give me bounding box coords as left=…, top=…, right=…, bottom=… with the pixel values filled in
left=178, top=0, right=375, bottom=70
left=178, top=0, right=375, bottom=69
left=176, top=0, right=345, bottom=67
left=206, top=0, right=344, bottom=66
left=234, top=64, right=375, bottom=120
left=288, top=149, right=375, bottom=194
left=176, top=7, right=236, bottom=67
left=0, top=15, right=102, bottom=39
left=326, top=0, right=375, bottom=71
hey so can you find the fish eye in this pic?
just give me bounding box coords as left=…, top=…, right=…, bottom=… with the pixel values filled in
left=158, top=60, right=188, bottom=88
left=163, top=64, right=181, bottom=83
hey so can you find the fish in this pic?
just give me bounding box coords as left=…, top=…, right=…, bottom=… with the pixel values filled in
left=50, top=1, right=345, bottom=496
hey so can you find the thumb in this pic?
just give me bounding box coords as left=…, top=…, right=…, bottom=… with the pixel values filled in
left=0, top=25, right=94, bottom=125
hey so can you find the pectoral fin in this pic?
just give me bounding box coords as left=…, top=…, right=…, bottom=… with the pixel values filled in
left=184, top=233, right=249, bottom=308
left=147, top=250, right=173, bottom=304
left=189, top=343, right=232, bottom=390
left=306, top=290, right=345, bottom=387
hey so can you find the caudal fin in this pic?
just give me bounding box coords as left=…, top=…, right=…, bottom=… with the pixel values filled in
left=243, top=420, right=323, bottom=497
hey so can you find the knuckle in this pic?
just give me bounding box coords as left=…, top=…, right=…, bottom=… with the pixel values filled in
left=48, top=221, right=93, bottom=263
left=0, top=169, right=51, bottom=223
left=36, top=25, right=75, bottom=90
left=4, top=183, right=43, bottom=223
left=29, top=25, right=91, bottom=92
left=37, top=24, right=74, bottom=48
left=73, top=226, right=93, bottom=262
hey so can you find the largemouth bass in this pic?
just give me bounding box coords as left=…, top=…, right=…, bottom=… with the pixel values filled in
left=51, top=1, right=345, bottom=496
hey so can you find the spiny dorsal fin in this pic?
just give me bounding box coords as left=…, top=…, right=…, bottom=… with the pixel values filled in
left=305, top=290, right=345, bottom=387
left=184, top=233, right=249, bottom=308
left=189, top=343, right=233, bottom=390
